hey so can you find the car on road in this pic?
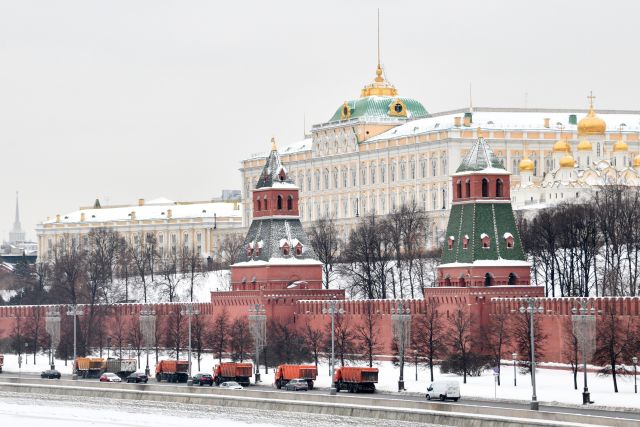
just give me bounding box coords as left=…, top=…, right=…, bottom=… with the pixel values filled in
left=192, top=373, right=214, bottom=386
left=284, top=378, right=309, bottom=391
left=126, top=372, right=148, bottom=383
left=100, top=372, right=122, bottom=382
left=426, top=380, right=460, bottom=402
left=40, top=369, right=61, bottom=379
left=219, top=381, right=243, bottom=390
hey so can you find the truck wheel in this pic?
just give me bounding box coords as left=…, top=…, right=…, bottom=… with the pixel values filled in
left=335, top=383, right=340, bottom=392
left=156, top=375, right=161, bottom=382
left=426, top=394, right=431, bottom=400
left=276, top=380, right=282, bottom=389
left=440, top=394, right=445, bottom=401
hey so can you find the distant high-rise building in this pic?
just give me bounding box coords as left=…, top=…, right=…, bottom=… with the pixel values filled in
left=9, top=192, right=25, bottom=243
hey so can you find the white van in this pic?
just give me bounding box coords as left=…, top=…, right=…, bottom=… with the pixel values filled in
left=425, top=380, right=460, bottom=401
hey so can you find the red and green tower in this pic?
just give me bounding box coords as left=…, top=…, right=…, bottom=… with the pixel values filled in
left=437, top=136, right=531, bottom=288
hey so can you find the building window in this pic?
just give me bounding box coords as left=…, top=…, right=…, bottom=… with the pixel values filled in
left=158, top=234, right=164, bottom=244
left=456, top=180, right=462, bottom=199
left=324, top=169, right=329, bottom=189
left=287, top=195, right=293, bottom=210
left=421, top=160, right=426, bottom=178
left=391, top=162, right=396, bottom=182
left=361, top=167, right=367, bottom=185
left=410, top=161, right=416, bottom=179
left=315, top=170, right=320, bottom=190
left=370, top=164, right=376, bottom=184
left=504, top=232, right=514, bottom=248
left=482, top=178, right=489, bottom=197
left=400, top=161, right=406, bottom=180
left=463, top=235, right=469, bottom=249
left=197, top=233, right=202, bottom=243
left=496, top=179, right=504, bottom=197
left=263, top=195, right=268, bottom=210
left=332, top=168, right=338, bottom=189
left=351, top=169, right=357, bottom=186
left=342, top=168, right=348, bottom=188
left=465, top=179, right=471, bottom=198
left=481, top=233, right=490, bottom=248
left=277, top=195, right=283, bottom=210
left=431, top=158, right=437, bottom=176
left=380, top=162, right=386, bottom=183
left=447, top=236, right=454, bottom=250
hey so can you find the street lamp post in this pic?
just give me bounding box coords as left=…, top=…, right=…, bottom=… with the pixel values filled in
left=248, top=304, right=266, bottom=384
left=323, top=299, right=345, bottom=395
left=66, top=305, right=84, bottom=380
left=140, top=306, right=156, bottom=377
left=45, top=306, right=61, bottom=370
left=571, top=298, right=597, bottom=405
left=512, top=353, right=517, bottom=387
left=414, top=349, right=418, bottom=381
left=633, top=356, right=638, bottom=394
left=517, top=298, right=544, bottom=410
left=391, top=301, right=411, bottom=392
left=181, top=304, right=200, bottom=386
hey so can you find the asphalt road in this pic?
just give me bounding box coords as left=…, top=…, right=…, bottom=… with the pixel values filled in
left=5, top=370, right=639, bottom=423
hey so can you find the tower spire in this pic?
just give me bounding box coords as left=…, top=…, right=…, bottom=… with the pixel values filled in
left=374, top=8, right=384, bottom=83
left=9, top=191, right=25, bottom=243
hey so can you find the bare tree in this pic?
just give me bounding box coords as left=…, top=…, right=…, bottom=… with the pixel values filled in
left=210, top=308, right=230, bottom=363
left=24, top=307, right=45, bottom=364
left=115, top=237, right=134, bottom=303
left=593, top=302, right=635, bottom=392
left=482, top=312, right=510, bottom=386
left=354, top=302, right=383, bottom=367
left=448, top=308, right=474, bottom=384
left=413, top=299, right=446, bottom=382
left=51, top=235, right=86, bottom=305
left=229, top=317, right=253, bottom=362
left=191, top=313, right=208, bottom=371
left=181, top=247, right=207, bottom=302
left=303, top=321, right=324, bottom=368
left=510, top=311, right=547, bottom=376
left=562, top=318, right=579, bottom=390
left=158, top=252, right=183, bottom=302
left=128, top=316, right=143, bottom=367
left=219, top=233, right=245, bottom=266
left=164, top=306, right=185, bottom=359
left=268, top=318, right=309, bottom=365
left=324, top=313, right=356, bottom=367
left=111, top=308, right=127, bottom=358
left=129, top=233, right=158, bottom=303
left=308, top=216, right=341, bottom=289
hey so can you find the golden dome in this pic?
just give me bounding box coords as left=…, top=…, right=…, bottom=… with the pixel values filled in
left=633, top=154, right=640, bottom=167
left=577, top=139, right=592, bottom=151
left=552, top=139, right=571, bottom=152
left=519, top=157, right=534, bottom=172
left=360, top=63, right=398, bottom=97
left=613, top=140, right=628, bottom=152
left=577, top=94, right=606, bottom=136
left=559, top=154, right=576, bottom=168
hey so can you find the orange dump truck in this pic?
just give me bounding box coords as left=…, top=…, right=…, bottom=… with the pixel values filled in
left=155, top=360, right=190, bottom=383
left=274, top=364, right=318, bottom=390
left=213, top=362, right=252, bottom=386
left=333, top=367, right=378, bottom=393
left=74, top=357, right=105, bottom=378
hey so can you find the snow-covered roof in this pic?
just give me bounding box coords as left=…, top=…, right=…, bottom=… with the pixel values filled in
left=247, top=138, right=312, bottom=160
left=368, top=108, right=640, bottom=142
left=42, top=199, right=241, bottom=225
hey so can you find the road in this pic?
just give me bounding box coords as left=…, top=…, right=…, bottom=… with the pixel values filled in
left=5, top=369, right=639, bottom=423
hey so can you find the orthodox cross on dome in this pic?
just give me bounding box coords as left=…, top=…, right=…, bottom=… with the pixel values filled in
left=587, top=91, right=596, bottom=110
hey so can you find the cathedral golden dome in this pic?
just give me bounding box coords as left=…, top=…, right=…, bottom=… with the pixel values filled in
left=518, top=157, right=534, bottom=172
left=577, top=139, right=592, bottom=151
left=559, top=154, right=576, bottom=168
left=578, top=94, right=606, bottom=136
left=633, top=154, right=640, bottom=167
left=613, top=140, right=629, bottom=152
left=552, top=139, right=571, bottom=152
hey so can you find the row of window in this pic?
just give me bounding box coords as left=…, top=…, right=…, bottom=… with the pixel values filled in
left=447, top=234, right=515, bottom=250
left=455, top=178, right=505, bottom=199
left=255, top=194, right=294, bottom=212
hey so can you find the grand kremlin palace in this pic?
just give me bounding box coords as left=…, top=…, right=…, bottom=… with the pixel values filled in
left=240, top=63, right=640, bottom=245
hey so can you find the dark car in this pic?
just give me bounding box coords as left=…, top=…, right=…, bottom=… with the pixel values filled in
left=192, top=373, right=214, bottom=386
left=126, top=372, right=148, bottom=383
left=40, top=369, right=61, bottom=379
left=285, top=378, right=309, bottom=391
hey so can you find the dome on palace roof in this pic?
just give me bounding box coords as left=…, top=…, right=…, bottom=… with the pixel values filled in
left=559, top=154, right=576, bottom=168
left=613, top=140, right=629, bottom=152
left=519, top=157, right=534, bottom=172
left=552, top=139, right=571, bottom=152
left=577, top=139, right=592, bottom=151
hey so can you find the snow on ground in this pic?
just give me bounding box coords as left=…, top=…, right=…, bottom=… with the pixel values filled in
left=0, top=391, right=444, bottom=427
left=3, top=352, right=640, bottom=412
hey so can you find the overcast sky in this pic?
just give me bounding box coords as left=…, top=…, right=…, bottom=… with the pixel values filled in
left=1, top=0, right=639, bottom=241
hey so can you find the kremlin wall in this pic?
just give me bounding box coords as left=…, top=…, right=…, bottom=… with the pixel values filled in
left=1, top=137, right=639, bottom=367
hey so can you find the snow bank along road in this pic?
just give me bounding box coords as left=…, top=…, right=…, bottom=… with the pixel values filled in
left=0, top=376, right=637, bottom=427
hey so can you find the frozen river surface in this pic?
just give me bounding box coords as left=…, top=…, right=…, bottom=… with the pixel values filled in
left=0, top=391, right=448, bottom=427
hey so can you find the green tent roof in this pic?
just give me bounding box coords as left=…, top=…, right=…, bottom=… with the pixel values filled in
left=456, top=137, right=506, bottom=173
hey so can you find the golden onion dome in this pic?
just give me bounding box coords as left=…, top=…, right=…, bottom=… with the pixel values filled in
left=633, top=154, right=640, bottom=167
left=519, top=157, right=534, bottom=172
left=577, top=107, right=606, bottom=136
left=552, top=139, right=571, bottom=152
left=559, top=154, right=576, bottom=168
left=613, top=140, right=629, bottom=152
left=577, top=139, right=592, bottom=151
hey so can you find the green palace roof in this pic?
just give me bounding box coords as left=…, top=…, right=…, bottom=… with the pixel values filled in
left=328, top=96, right=428, bottom=123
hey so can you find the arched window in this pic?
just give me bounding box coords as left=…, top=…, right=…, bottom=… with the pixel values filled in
left=484, top=273, right=493, bottom=287
left=287, top=195, right=293, bottom=210
left=496, top=179, right=504, bottom=197
left=482, top=178, right=489, bottom=197
left=456, top=180, right=462, bottom=199
left=257, top=199, right=261, bottom=211
left=508, top=273, right=517, bottom=286
left=465, top=179, right=471, bottom=198
left=481, top=233, right=490, bottom=248
left=277, top=195, right=283, bottom=210
left=263, top=195, right=268, bottom=210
